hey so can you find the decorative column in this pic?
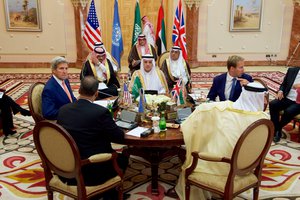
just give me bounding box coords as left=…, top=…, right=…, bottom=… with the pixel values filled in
left=288, top=1, right=300, bottom=66
left=71, top=0, right=90, bottom=68
left=184, top=0, right=201, bottom=68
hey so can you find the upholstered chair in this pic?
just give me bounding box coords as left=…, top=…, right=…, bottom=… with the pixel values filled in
left=185, top=119, right=274, bottom=200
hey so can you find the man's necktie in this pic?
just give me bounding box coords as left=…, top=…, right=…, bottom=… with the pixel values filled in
left=62, top=80, right=73, bottom=102
left=229, top=78, right=237, bottom=101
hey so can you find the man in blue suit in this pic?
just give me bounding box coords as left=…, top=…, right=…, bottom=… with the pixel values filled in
left=207, top=55, right=253, bottom=102
left=42, top=56, right=77, bottom=120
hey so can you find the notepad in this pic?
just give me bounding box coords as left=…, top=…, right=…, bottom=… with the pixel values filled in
left=126, top=126, right=149, bottom=137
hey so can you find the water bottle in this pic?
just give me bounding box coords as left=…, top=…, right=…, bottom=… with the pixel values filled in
left=107, top=101, right=113, bottom=118
left=159, top=111, right=166, bottom=131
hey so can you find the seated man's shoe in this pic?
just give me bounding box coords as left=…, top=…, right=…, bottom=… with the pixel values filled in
left=123, top=193, right=131, bottom=200
left=20, top=109, right=31, bottom=116
left=165, top=187, right=179, bottom=198
left=273, top=136, right=280, bottom=143
left=4, top=129, right=17, bottom=136
left=281, top=131, right=287, bottom=139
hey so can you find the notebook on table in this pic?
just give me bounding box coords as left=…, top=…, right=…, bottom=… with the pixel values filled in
left=115, top=110, right=138, bottom=130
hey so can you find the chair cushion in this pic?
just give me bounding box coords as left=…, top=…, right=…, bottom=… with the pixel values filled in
left=49, top=174, right=121, bottom=196
left=188, top=171, right=258, bottom=193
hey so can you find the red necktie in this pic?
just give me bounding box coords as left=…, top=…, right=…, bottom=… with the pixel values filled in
left=62, top=80, right=73, bottom=102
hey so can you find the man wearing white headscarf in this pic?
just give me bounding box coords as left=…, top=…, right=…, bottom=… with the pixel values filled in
left=161, top=46, right=192, bottom=93
left=142, top=15, right=155, bottom=46
left=128, top=34, right=157, bottom=75
left=166, top=82, right=269, bottom=199
left=81, top=46, right=120, bottom=99
left=93, top=42, right=119, bottom=72
left=128, top=54, right=168, bottom=94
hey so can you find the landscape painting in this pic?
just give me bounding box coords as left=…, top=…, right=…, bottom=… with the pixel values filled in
left=230, top=0, right=263, bottom=32
left=4, top=0, right=42, bottom=31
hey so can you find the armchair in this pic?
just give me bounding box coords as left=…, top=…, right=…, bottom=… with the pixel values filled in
left=33, top=120, right=124, bottom=200
left=28, top=82, right=45, bottom=123
left=185, top=119, right=274, bottom=200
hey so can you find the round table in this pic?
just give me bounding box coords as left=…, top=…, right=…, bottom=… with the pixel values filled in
left=123, top=127, right=185, bottom=195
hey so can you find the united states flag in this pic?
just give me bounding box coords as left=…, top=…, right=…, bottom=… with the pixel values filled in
left=83, top=0, right=102, bottom=51
left=123, top=83, right=132, bottom=105
left=172, top=0, right=187, bottom=60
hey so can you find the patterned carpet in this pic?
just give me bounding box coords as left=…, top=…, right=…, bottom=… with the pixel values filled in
left=1, top=71, right=300, bottom=199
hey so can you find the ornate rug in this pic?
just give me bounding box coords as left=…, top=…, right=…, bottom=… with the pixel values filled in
left=1, top=71, right=300, bottom=199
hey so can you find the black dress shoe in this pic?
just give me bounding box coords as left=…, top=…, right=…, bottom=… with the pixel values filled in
left=20, top=109, right=31, bottom=116
left=281, top=132, right=287, bottom=139
left=273, top=136, right=280, bottom=143
left=4, top=129, right=17, bottom=136
left=165, top=187, right=179, bottom=198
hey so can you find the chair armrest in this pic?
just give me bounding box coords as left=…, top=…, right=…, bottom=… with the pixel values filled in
left=83, top=152, right=124, bottom=178
left=185, top=151, right=231, bottom=179
left=88, top=153, right=113, bottom=163
left=198, top=152, right=231, bottom=163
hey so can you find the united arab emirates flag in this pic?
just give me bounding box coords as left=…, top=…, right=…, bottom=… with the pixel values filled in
left=131, top=0, right=142, bottom=46
left=155, top=2, right=167, bottom=56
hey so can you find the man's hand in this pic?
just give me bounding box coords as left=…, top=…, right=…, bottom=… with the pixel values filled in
left=293, top=83, right=300, bottom=89
left=277, top=91, right=284, bottom=100
left=237, top=78, right=249, bottom=86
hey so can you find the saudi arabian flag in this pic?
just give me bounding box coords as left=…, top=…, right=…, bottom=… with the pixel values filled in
left=132, top=76, right=142, bottom=99
left=131, top=0, right=142, bottom=46
left=155, top=2, right=167, bottom=56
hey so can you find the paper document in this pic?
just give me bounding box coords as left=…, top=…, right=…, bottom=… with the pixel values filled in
left=126, top=126, right=149, bottom=137
left=94, top=98, right=117, bottom=108
left=98, top=82, right=108, bottom=90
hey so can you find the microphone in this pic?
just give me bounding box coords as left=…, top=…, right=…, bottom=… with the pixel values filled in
left=98, top=90, right=116, bottom=98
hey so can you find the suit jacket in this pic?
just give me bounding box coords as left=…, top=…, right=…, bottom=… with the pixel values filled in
left=42, top=76, right=76, bottom=120
left=57, top=99, right=125, bottom=186
left=279, top=67, right=300, bottom=97
left=80, top=59, right=120, bottom=99
left=207, top=73, right=253, bottom=102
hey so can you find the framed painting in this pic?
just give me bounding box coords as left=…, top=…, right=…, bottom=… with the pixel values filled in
left=229, top=0, right=263, bottom=32
left=4, top=0, right=42, bottom=31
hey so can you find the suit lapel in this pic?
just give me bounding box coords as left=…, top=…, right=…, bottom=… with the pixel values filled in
left=51, top=76, right=71, bottom=103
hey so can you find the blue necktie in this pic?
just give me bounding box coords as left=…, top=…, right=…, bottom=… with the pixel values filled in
left=229, top=78, right=237, bottom=101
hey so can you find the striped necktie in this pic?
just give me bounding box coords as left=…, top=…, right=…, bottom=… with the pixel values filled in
left=62, top=80, right=73, bottom=102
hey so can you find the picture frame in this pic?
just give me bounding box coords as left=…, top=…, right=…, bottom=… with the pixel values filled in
left=229, top=0, right=263, bottom=32
left=4, top=0, right=42, bottom=32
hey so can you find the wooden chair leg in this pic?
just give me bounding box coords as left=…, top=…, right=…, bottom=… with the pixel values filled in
left=185, top=183, right=190, bottom=200
left=253, top=187, right=259, bottom=200
left=47, top=191, right=53, bottom=200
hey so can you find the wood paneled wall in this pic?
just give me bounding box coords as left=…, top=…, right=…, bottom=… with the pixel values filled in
left=97, top=0, right=175, bottom=69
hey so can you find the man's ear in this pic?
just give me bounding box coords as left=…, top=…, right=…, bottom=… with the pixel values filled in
left=94, top=90, right=99, bottom=100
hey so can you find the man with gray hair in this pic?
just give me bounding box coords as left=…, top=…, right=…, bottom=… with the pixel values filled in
left=42, top=56, right=76, bottom=120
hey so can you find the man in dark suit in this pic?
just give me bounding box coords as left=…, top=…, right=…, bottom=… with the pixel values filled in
left=0, top=91, right=31, bottom=136
left=81, top=46, right=120, bottom=99
left=269, top=67, right=300, bottom=142
left=57, top=76, right=128, bottom=198
left=207, top=55, right=253, bottom=102
left=42, top=56, right=77, bottom=120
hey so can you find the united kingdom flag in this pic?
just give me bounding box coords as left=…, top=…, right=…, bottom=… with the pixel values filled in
left=171, top=79, right=182, bottom=98
left=172, top=0, right=187, bottom=60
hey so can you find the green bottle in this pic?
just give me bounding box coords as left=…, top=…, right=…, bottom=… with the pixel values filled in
left=107, top=102, right=113, bottom=118
left=159, top=111, right=166, bottom=131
